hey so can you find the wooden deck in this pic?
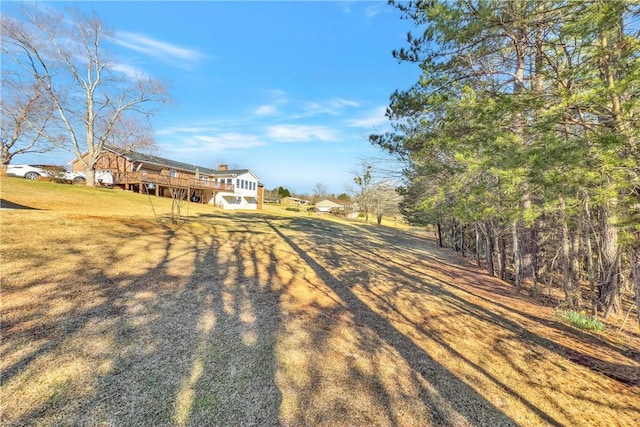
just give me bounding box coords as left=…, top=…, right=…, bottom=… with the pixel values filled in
left=117, top=171, right=235, bottom=192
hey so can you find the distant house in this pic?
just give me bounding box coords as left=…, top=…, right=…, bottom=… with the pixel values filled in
left=316, top=198, right=357, bottom=213
left=316, top=199, right=342, bottom=213
left=284, top=197, right=311, bottom=207
left=70, top=146, right=264, bottom=210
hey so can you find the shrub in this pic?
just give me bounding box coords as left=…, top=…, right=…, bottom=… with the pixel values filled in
left=285, top=207, right=300, bottom=212
left=41, top=166, right=68, bottom=183
left=557, top=309, right=604, bottom=332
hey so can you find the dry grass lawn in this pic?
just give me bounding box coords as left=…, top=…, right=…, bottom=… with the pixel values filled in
left=1, top=177, right=639, bottom=426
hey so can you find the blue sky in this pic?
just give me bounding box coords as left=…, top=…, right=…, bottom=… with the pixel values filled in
left=5, top=1, right=419, bottom=194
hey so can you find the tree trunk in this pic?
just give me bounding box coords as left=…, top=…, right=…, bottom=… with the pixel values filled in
left=484, top=223, right=494, bottom=276
left=559, top=194, right=581, bottom=309
left=584, top=195, right=597, bottom=313
left=85, top=168, right=96, bottom=187
left=599, top=206, right=620, bottom=317
left=570, top=221, right=582, bottom=291
left=522, top=193, right=535, bottom=283
left=2, top=146, right=10, bottom=175
left=561, top=222, right=573, bottom=307
left=529, top=219, right=540, bottom=289
left=632, top=245, right=640, bottom=329
left=596, top=13, right=623, bottom=318
left=436, top=222, right=443, bottom=248
left=450, top=221, right=457, bottom=251
left=509, top=14, right=526, bottom=292
left=475, top=224, right=481, bottom=268
left=513, top=221, right=522, bottom=292
left=495, top=233, right=506, bottom=281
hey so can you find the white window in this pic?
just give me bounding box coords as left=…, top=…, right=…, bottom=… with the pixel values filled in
left=170, top=169, right=177, bottom=178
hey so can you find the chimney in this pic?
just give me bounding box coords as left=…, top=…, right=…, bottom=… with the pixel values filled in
left=219, top=164, right=228, bottom=171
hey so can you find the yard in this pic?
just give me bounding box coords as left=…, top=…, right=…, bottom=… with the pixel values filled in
left=1, top=177, right=639, bottom=426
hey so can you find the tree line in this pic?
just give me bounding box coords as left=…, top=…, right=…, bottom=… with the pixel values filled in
left=371, top=1, right=639, bottom=323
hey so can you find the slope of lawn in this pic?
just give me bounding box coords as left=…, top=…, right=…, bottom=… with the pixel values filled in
left=1, top=176, right=639, bottom=426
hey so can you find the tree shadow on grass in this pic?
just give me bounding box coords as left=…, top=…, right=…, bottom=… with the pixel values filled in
left=265, top=218, right=520, bottom=426
left=4, top=210, right=637, bottom=426
left=289, top=215, right=639, bottom=369
left=277, top=216, right=640, bottom=421
left=0, top=198, right=39, bottom=209
left=3, top=216, right=283, bottom=426
left=82, top=218, right=283, bottom=426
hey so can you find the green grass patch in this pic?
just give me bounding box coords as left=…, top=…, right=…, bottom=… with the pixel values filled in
left=557, top=309, right=604, bottom=332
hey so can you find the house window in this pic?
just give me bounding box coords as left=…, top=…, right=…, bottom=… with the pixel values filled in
left=227, top=178, right=232, bottom=184
left=202, top=176, right=208, bottom=182
left=170, top=169, right=177, bottom=178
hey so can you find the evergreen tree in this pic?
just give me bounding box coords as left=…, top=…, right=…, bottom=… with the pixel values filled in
left=374, top=0, right=639, bottom=317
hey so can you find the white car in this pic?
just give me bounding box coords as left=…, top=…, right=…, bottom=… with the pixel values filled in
left=6, top=164, right=47, bottom=180
left=6, top=164, right=86, bottom=183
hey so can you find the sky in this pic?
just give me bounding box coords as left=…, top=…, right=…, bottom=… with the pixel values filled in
left=3, top=1, right=421, bottom=194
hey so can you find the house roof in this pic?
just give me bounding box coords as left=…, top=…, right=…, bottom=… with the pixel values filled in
left=74, top=145, right=258, bottom=180
left=107, top=146, right=253, bottom=177
left=316, top=199, right=342, bottom=207
left=317, top=198, right=354, bottom=206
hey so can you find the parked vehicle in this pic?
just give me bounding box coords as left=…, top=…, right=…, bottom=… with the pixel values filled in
left=5, top=164, right=86, bottom=183
left=6, top=164, right=47, bottom=180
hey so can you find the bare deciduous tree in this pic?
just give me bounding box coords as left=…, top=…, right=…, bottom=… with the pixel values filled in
left=311, top=182, right=329, bottom=204
left=106, top=115, right=157, bottom=153
left=1, top=5, right=169, bottom=186
left=369, top=181, right=402, bottom=225
left=0, top=80, right=56, bottom=174
left=352, top=162, right=373, bottom=223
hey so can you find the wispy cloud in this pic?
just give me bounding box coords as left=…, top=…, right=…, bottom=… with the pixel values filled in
left=158, top=132, right=264, bottom=158
left=267, top=88, right=290, bottom=102
left=297, top=97, right=361, bottom=117
left=111, top=31, right=205, bottom=70
left=266, top=125, right=338, bottom=142
left=111, top=62, right=149, bottom=79
left=364, top=4, right=385, bottom=19
left=339, top=2, right=386, bottom=19
left=346, top=105, right=389, bottom=128
left=156, top=125, right=222, bottom=136
left=254, top=104, right=279, bottom=116
left=156, top=122, right=264, bottom=153
left=192, top=133, right=265, bottom=150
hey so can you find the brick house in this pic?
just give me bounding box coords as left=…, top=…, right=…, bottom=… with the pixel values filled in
left=70, top=146, right=264, bottom=210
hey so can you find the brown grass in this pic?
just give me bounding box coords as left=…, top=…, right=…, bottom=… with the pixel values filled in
left=1, top=176, right=639, bottom=426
